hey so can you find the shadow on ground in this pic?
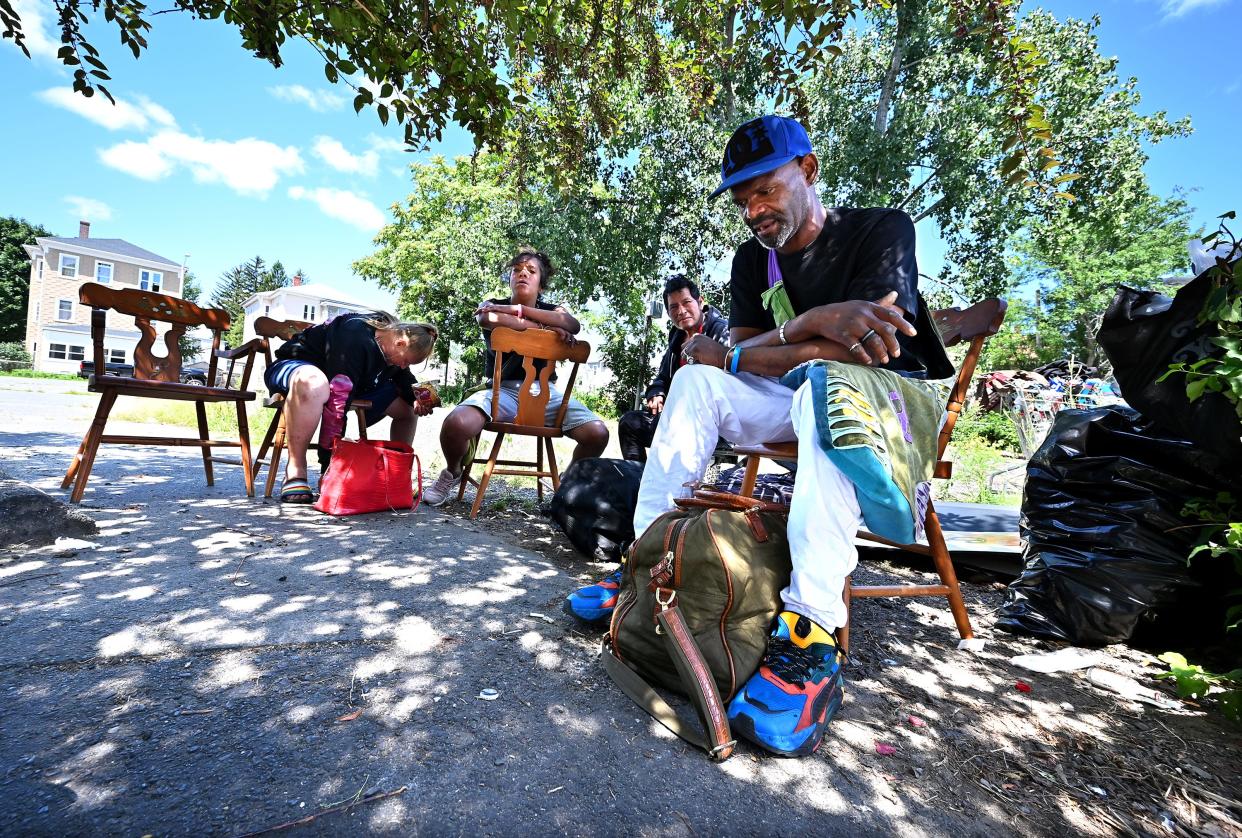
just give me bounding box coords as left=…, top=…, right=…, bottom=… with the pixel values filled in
left=0, top=428, right=1239, bottom=836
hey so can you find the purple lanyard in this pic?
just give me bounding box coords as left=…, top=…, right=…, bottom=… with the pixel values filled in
left=767, top=249, right=782, bottom=288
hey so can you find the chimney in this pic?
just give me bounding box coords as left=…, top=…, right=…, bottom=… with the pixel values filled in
left=79, top=220, right=90, bottom=239
left=292, top=273, right=303, bottom=287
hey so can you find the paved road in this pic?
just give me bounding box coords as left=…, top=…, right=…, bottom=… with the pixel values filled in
left=0, top=376, right=1002, bottom=837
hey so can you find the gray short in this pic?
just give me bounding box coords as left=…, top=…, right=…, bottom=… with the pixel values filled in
left=459, top=381, right=601, bottom=431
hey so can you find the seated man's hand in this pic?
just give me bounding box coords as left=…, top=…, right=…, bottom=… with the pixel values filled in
left=412, top=400, right=434, bottom=417
left=646, top=395, right=664, bottom=415
left=682, top=334, right=727, bottom=368
left=806, top=291, right=915, bottom=366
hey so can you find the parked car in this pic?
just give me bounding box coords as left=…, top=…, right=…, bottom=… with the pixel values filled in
left=180, top=361, right=216, bottom=386
left=78, top=360, right=134, bottom=378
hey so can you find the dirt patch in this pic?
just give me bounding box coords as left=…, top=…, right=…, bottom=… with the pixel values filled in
left=436, top=477, right=1242, bottom=837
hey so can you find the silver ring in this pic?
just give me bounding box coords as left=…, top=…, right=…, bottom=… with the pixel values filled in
left=861, top=329, right=879, bottom=343
left=848, top=342, right=863, bottom=353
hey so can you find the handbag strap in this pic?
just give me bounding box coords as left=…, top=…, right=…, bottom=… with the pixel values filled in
left=602, top=604, right=737, bottom=761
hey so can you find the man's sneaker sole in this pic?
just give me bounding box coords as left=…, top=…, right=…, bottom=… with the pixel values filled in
left=561, top=595, right=614, bottom=624
left=730, top=669, right=845, bottom=757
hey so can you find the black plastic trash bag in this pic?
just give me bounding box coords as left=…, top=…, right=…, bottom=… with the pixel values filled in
left=547, top=458, right=644, bottom=562
left=1097, top=273, right=1242, bottom=469
left=997, top=406, right=1236, bottom=647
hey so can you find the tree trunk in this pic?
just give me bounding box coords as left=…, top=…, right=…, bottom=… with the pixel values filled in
left=721, top=4, right=737, bottom=125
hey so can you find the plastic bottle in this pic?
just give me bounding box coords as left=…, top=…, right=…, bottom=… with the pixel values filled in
left=318, top=374, right=353, bottom=451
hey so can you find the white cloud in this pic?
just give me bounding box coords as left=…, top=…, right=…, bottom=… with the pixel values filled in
left=288, top=186, right=386, bottom=232
left=99, top=130, right=304, bottom=196
left=1161, top=0, right=1230, bottom=17
left=312, top=136, right=380, bottom=176
left=38, top=87, right=177, bottom=132
left=268, top=84, right=346, bottom=112
left=366, top=134, right=409, bottom=154
left=64, top=196, right=114, bottom=222
left=5, top=0, right=59, bottom=60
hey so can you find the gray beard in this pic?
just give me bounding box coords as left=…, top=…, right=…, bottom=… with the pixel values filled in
left=756, top=219, right=797, bottom=250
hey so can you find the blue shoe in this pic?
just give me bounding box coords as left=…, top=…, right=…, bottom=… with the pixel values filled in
left=728, top=611, right=845, bottom=757
left=563, top=567, right=623, bottom=623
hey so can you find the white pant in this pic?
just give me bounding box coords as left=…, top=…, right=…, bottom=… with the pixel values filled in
left=633, top=365, right=862, bottom=631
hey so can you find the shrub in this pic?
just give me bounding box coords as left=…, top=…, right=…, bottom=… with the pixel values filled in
left=0, top=342, right=32, bottom=363
left=953, top=403, right=1021, bottom=454
left=575, top=388, right=619, bottom=420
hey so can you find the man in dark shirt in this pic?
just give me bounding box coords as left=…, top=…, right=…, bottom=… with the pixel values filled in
left=574, top=115, right=951, bottom=757
left=618, top=275, right=730, bottom=461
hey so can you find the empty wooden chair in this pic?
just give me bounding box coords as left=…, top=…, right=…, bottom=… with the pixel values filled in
left=249, top=316, right=370, bottom=498
left=731, top=298, right=1008, bottom=653
left=62, top=282, right=259, bottom=503
left=457, top=327, right=590, bottom=519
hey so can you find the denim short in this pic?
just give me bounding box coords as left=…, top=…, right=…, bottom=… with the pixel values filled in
left=459, top=380, right=600, bottom=431
left=264, top=359, right=397, bottom=427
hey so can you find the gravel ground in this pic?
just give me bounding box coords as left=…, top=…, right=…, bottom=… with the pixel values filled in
left=1, top=378, right=1240, bottom=836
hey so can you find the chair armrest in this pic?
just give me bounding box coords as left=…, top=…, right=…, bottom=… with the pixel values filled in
left=215, top=339, right=265, bottom=360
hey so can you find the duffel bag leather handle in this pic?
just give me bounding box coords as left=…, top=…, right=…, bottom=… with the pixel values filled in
left=602, top=609, right=737, bottom=762
left=675, top=490, right=787, bottom=514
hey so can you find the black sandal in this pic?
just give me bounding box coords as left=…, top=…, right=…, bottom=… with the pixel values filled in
left=280, top=477, right=315, bottom=504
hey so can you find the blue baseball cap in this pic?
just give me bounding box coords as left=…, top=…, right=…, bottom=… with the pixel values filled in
left=709, top=115, right=813, bottom=199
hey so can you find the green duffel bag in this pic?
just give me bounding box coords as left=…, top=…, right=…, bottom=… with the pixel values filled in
left=604, top=490, right=791, bottom=761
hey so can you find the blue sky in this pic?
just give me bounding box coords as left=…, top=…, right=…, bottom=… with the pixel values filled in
left=1, top=0, right=1239, bottom=309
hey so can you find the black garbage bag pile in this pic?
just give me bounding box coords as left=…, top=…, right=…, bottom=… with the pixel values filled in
left=546, top=458, right=644, bottom=562
left=999, top=271, right=1242, bottom=646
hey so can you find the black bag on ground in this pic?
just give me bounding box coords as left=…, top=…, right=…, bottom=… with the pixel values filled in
left=997, top=406, right=1236, bottom=647
left=1097, top=273, right=1242, bottom=469
left=547, top=458, right=644, bottom=561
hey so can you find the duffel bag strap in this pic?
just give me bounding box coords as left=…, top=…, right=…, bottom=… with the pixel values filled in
left=601, top=607, right=737, bottom=762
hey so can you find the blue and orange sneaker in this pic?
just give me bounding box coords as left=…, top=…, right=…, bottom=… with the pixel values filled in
left=728, top=611, right=845, bottom=757
left=563, top=567, right=623, bottom=623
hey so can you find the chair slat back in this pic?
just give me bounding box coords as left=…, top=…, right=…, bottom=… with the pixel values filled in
left=931, top=299, right=1008, bottom=461
left=253, top=317, right=312, bottom=364
left=79, top=282, right=230, bottom=384
left=488, top=327, right=592, bottom=429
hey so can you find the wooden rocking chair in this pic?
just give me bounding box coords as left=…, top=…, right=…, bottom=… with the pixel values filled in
left=62, top=282, right=259, bottom=503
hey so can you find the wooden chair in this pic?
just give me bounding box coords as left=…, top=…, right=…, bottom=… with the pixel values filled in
left=457, top=327, right=591, bottom=519
left=62, top=282, right=259, bottom=503
left=731, top=299, right=1008, bottom=653
left=249, top=316, right=370, bottom=498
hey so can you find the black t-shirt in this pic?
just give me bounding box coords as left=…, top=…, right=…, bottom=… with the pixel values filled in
left=729, top=207, right=951, bottom=378
left=274, top=313, right=415, bottom=399
left=482, top=297, right=564, bottom=382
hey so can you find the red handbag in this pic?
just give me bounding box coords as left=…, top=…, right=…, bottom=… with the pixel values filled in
left=313, top=439, right=422, bottom=516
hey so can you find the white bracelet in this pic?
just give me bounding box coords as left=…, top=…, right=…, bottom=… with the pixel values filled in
left=778, top=322, right=788, bottom=345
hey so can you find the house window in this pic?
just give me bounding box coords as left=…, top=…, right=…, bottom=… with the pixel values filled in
left=49, top=343, right=66, bottom=360
left=264, top=305, right=270, bottom=316
left=59, top=254, right=79, bottom=277
left=68, top=345, right=85, bottom=361
left=96, top=261, right=113, bottom=284
left=36, top=258, right=43, bottom=279
left=140, top=270, right=163, bottom=292
left=302, top=304, right=316, bottom=321
left=57, top=299, right=73, bottom=321
left=107, top=348, right=125, bottom=364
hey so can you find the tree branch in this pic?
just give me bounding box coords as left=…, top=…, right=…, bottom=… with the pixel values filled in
left=912, top=195, right=948, bottom=224
left=896, top=160, right=948, bottom=212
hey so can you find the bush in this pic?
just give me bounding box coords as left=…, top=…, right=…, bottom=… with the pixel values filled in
left=953, top=403, right=1021, bottom=454
left=575, top=387, right=619, bottom=420
left=0, top=342, right=32, bottom=363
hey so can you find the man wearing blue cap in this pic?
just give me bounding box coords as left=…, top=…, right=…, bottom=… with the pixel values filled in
left=569, top=115, right=952, bottom=757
